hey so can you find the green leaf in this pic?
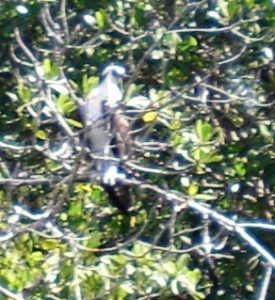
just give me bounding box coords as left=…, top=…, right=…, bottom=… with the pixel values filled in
left=86, top=232, right=101, bottom=249
left=187, top=182, right=199, bottom=196
left=177, top=274, right=194, bottom=288
left=195, top=120, right=213, bottom=142
left=95, top=11, right=106, bottom=28
left=234, top=161, right=246, bottom=177
left=178, top=36, right=198, bottom=53
left=192, top=148, right=201, bottom=161
left=228, top=0, right=238, bottom=17
left=35, top=130, right=47, bottom=140
left=205, top=153, right=223, bottom=163
left=124, top=83, right=145, bottom=101
left=192, top=147, right=222, bottom=164
left=244, top=0, right=254, bottom=8
left=62, top=101, right=75, bottom=113
left=142, top=111, right=158, bottom=123
left=120, top=283, right=134, bottom=294
left=17, top=233, right=30, bottom=243
left=43, top=58, right=52, bottom=75
left=57, top=94, right=75, bottom=113
left=6, top=91, right=18, bottom=101
left=171, top=279, right=180, bottom=295
left=152, top=273, right=167, bottom=286
left=64, top=252, right=75, bottom=258
left=29, top=251, right=43, bottom=262
left=132, top=242, right=150, bottom=256
left=162, top=261, right=177, bottom=274
left=57, top=94, right=68, bottom=108
left=176, top=254, right=190, bottom=269
left=97, top=262, right=110, bottom=276
left=163, top=32, right=181, bottom=54
left=218, top=0, right=229, bottom=18
left=43, top=58, right=58, bottom=77
left=40, top=239, right=59, bottom=250
left=83, top=76, right=99, bottom=94
left=188, top=36, right=198, bottom=47
left=258, top=122, right=273, bottom=143
left=17, top=83, right=31, bottom=103
left=68, top=202, right=82, bottom=217
left=69, top=79, right=79, bottom=91
left=126, top=95, right=150, bottom=109
left=112, top=254, right=127, bottom=265
left=66, top=118, right=83, bottom=128
left=187, top=268, right=201, bottom=285
left=192, top=147, right=209, bottom=162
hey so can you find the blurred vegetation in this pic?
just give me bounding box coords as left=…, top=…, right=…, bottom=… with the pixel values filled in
left=1, top=0, right=275, bottom=299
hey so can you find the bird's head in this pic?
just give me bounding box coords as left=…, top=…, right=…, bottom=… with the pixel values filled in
left=100, top=63, right=127, bottom=82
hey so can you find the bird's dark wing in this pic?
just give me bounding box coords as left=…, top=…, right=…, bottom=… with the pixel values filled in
left=110, top=108, right=132, bottom=158
left=80, top=98, right=133, bottom=215
left=103, top=106, right=133, bottom=215
left=103, top=183, right=132, bottom=215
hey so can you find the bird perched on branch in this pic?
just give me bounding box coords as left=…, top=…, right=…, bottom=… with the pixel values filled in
left=79, top=63, right=132, bottom=215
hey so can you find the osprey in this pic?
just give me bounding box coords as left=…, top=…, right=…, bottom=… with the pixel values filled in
left=80, top=63, right=132, bottom=215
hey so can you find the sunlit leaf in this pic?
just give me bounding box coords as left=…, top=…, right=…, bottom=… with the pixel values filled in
left=228, top=0, right=238, bottom=16
left=162, top=261, right=177, bottom=274
left=218, top=0, right=229, bottom=18
left=195, top=120, right=213, bottom=143
left=187, top=268, right=201, bottom=285
left=17, top=83, right=31, bottom=103
left=120, top=283, right=134, bottom=294
left=234, top=161, right=246, bottom=177
left=95, top=11, right=106, bottom=28
left=43, top=58, right=52, bottom=76
left=68, top=202, right=82, bottom=217
left=85, top=232, right=101, bottom=249
left=171, top=279, right=180, bottom=295
left=187, top=182, right=199, bottom=196
left=142, top=111, right=158, bottom=122
left=66, top=118, right=83, bottom=128
left=35, top=130, right=47, bottom=140
left=176, top=254, right=190, bottom=269
left=40, top=240, right=59, bottom=250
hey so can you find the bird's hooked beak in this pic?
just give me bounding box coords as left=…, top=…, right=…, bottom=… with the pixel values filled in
left=122, top=73, right=130, bottom=79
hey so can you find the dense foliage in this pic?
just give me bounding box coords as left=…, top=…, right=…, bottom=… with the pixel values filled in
left=1, top=0, right=275, bottom=299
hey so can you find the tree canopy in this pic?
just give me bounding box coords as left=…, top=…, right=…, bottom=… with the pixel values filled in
left=1, top=0, right=275, bottom=299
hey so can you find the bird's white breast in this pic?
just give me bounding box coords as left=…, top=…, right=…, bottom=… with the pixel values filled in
left=106, top=81, right=123, bottom=106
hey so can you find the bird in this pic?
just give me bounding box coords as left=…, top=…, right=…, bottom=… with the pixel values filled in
left=79, top=63, right=133, bottom=215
